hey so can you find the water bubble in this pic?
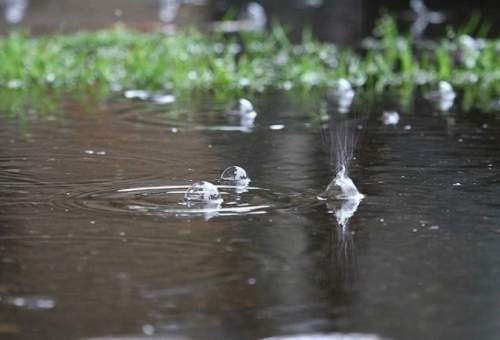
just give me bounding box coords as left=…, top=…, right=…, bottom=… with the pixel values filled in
left=220, top=166, right=250, bottom=186
left=382, top=111, right=400, bottom=126
left=184, top=181, right=222, bottom=203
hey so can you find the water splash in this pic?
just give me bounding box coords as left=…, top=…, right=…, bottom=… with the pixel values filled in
left=425, top=81, right=456, bottom=112
left=410, top=0, right=445, bottom=38
left=228, top=98, right=258, bottom=132
left=324, top=166, right=364, bottom=200
left=214, top=2, right=267, bottom=32
left=327, top=78, right=355, bottom=114
left=382, top=111, right=400, bottom=126
left=320, top=113, right=364, bottom=228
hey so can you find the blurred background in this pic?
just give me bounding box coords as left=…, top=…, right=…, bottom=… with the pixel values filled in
left=0, top=0, right=499, bottom=43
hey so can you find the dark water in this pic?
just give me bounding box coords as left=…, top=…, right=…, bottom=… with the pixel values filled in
left=1, top=93, right=499, bottom=340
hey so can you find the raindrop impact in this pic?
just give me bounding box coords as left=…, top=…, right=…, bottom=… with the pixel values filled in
left=323, top=166, right=364, bottom=201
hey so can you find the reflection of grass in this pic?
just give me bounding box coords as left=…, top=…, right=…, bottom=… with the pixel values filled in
left=0, top=15, right=499, bottom=118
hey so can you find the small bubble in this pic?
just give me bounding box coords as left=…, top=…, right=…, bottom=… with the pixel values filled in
left=429, top=225, right=440, bottom=230
left=453, top=182, right=461, bottom=186
left=404, top=125, right=412, bottom=130
left=247, top=278, right=257, bottom=285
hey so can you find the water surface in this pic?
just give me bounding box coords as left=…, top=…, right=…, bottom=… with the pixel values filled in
left=0, top=95, right=499, bottom=340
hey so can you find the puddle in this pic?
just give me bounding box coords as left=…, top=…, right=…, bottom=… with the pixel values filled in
left=1, top=92, right=500, bottom=340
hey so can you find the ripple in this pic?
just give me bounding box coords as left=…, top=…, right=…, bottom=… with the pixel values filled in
left=56, top=184, right=306, bottom=219
left=115, top=101, right=312, bottom=133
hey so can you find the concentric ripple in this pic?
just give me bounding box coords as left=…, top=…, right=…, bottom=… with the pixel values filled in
left=115, top=99, right=314, bottom=133
left=61, top=183, right=308, bottom=219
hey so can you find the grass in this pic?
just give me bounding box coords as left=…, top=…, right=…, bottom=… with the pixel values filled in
left=0, top=15, right=500, bottom=117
